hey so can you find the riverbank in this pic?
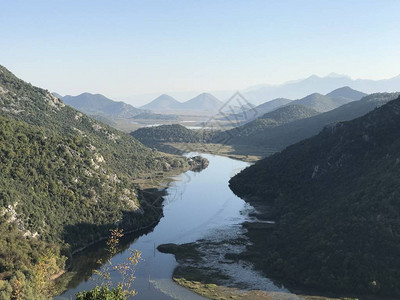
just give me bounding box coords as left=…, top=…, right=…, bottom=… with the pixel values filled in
left=54, top=155, right=210, bottom=297
left=174, top=278, right=347, bottom=300
left=158, top=228, right=357, bottom=300
left=54, top=188, right=166, bottom=295
left=158, top=142, right=271, bottom=162
left=55, top=153, right=253, bottom=299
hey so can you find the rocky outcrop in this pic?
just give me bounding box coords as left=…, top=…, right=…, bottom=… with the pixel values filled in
left=187, top=156, right=209, bottom=172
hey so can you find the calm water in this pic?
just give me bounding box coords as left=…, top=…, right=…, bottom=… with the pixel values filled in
left=56, top=153, right=253, bottom=299
left=56, top=153, right=292, bottom=300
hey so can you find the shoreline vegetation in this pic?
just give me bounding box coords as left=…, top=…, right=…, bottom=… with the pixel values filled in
left=157, top=242, right=350, bottom=300
left=227, top=97, right=400, bottom=299
left=53, top=156, right=209, bottom=296
left=0, top=64, right=216, bottom=300
left=130, top=123, right=276, bottom=162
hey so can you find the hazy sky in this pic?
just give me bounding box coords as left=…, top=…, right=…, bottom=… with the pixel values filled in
left=1, top=0, right=399, bottom=104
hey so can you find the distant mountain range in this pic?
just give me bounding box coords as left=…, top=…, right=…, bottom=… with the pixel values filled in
left=60, top=92, right=144, bottom=119
left=235, top=86, right=367, bottom=124
left=140, top=92, right=223, bottom=114
left=224, top=92, right=399, bottom=151
left=242, top=73, right=400, bottom=104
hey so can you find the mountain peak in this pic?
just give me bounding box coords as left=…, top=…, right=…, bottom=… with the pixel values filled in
left=326, top=86, right=367, bottom=101
left=140, top=94, right=181, bottom=111
left=181, top=93, right=223, bottom=111
left=158, top=93, right=176, bottom=99
left=62, top=92, right=142, bottom=117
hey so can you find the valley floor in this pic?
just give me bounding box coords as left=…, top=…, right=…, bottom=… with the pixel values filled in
left=159, top=142, right=272, bottom=162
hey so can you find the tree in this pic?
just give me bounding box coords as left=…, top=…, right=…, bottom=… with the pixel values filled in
left=76, top=229, right=141, bottom=300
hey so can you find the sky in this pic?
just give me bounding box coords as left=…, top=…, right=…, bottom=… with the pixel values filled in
left=1, top=0, right=400, bottom=105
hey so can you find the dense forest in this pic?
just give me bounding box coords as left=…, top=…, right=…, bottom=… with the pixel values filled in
left=213, top=104, right=319, bottom=143
left=0, top=65, right=190, bottom=299
left=229, top=96, right=400, bottom=297
left=131, top=124, right=215, bottom=148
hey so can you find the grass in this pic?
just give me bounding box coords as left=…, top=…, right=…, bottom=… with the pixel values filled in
left=173, top=277, right=275, bottom=300
left=173, top=277, right=350, bottom=300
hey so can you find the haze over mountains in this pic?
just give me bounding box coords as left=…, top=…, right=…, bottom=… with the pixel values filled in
left=235, top=86, right=367, bottom=124
left=59, top=86, right=368, bottom=123
left=136, top=85, right=369, bottom=118
left=51, top=74, right=400, bottom=120
left=242, top=73, right=400, bottom=104
left=140, top=94, right=182, bottom=111
left=141, top=92, right=223, bottom=114
left=223, top=92, right=400, bottom=151
left=55, top=73, right=399, bottom=120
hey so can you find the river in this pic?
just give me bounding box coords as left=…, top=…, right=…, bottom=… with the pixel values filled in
left=55, top=153, right=290, bottom=300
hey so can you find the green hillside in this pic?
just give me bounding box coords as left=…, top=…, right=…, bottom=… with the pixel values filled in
left=223, top=93, right=399, bottom=152
left=229, top=96, right=400, bottom=297
left=0, top=65, right=189, bottom=299
left=131, top=124, right=215, bottom=146
left=214, top=104, right=319, bottom=143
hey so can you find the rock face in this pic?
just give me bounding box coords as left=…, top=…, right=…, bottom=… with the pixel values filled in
left=187, top=156, right=209, bottom=172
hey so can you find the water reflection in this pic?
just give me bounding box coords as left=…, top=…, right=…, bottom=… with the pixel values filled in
left=56, top=153, right=252, bottom=299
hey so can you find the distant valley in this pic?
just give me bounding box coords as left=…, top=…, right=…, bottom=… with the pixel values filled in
left=3, top=64, right=400, bottom=300
left=4, top=3, right=400, bottom=299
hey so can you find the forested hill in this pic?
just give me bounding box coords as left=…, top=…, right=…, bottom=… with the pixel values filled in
left=214, top=104, right=319, bottom=142
left=229, top=95, right=400, bottom=297
left=0, top=65, right=183, bottom=177
left=131, top=124, right=214, bottom=146
left=223, top=93, right=399, bottom=151
left=62, top=92, right=144, bottom=119
left=0, top=65, right=189, bottom=299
